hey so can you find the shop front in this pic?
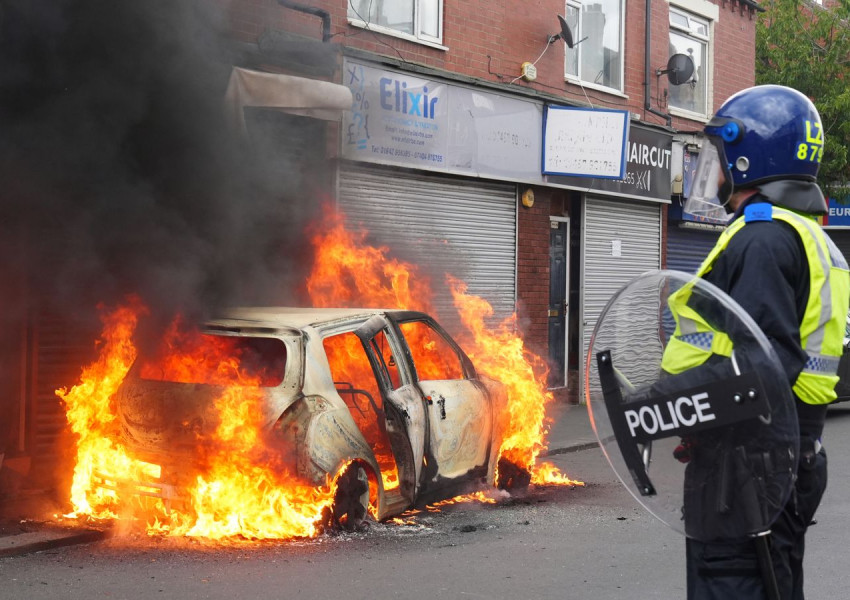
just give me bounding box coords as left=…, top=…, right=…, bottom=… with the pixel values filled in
left=545, top=120, right=673, bottom=396
left=337, top=58, right=551, bottom=332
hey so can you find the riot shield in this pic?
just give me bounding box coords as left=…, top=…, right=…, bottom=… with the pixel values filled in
left=585, top=270, right=799, bottom=543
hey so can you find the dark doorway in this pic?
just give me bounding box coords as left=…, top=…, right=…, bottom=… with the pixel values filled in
left=547, top=218, right=569, bottom=388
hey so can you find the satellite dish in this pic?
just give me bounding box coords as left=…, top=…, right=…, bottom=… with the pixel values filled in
left=557, top=15, right=575, bottom=48
left=550, top=15, right=587, bottom=48
left=658, top=53, right=695, bottom=85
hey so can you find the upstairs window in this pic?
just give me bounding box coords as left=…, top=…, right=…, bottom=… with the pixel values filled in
left=564, top=0, right=624, bottom=92
left=347, top=0, right=443, bottom=45
left=668, top=7, right=710, bottom=117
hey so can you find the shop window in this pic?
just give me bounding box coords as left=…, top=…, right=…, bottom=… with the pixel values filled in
left=668, top=7, right=710, bottom=117
left=564, top=0, right=623, bottom=92
left=347, top=0, right=443, bottom=46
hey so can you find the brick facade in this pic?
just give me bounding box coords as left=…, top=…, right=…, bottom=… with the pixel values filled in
left=226, top=0, right=757, bottom=123
left=223, top=0, right=758, bottom=402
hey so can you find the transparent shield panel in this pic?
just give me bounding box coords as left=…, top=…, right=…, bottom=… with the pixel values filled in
left=683, top=141, right=730, bottom=221
left=585, top=270, right=798, bottom=542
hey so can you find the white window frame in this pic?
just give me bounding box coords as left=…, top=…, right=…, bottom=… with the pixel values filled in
left=347, top=0, right=446, bottom=49
left=666, top=0, right=718, bottom=120
left=564, top=0, right=626, bottom=95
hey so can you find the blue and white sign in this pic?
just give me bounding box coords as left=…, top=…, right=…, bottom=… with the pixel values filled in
left=542, top=105, right=629, bottom=179
left=823, top=196, right=850, bottom=228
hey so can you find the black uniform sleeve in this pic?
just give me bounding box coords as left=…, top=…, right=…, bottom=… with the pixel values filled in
left=702, top=219, right=809, bottom=387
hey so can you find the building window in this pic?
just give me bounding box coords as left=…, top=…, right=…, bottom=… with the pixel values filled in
left=347, top=0, right=443, bottom=45
left=564, top=0, right=623, bottom=92
left=668, top=7, right=710, bottom=116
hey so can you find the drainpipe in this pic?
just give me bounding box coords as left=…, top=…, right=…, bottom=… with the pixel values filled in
left=644, top=0, right=672, bottom=127
left=278, top=0, right=332, bottom=43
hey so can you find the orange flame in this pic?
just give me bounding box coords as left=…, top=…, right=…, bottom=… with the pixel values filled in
left=152, top=380, right=336, bottom=540
left=60, top=206, right=581, bottom=541
left=307, top=209, right=581, bottom=487
left=60, top=301, right=336, bottom=539
left=426, top=491, right=500, bottom=511
left=448, top=276, right=582, bottom=486
left=307, top=208, right=432, bottom=312
left=58, top=296, right=158, bottom=519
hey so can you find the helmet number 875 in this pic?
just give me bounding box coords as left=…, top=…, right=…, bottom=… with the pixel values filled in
left=798, top=119, right=824, bottom=163
left=797, top=142, right=824, bottom=163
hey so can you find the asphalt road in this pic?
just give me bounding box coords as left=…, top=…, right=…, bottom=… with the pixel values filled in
left=3, top=406, right=850, bottom=600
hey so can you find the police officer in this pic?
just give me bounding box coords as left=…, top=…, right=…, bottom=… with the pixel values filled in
left=673, top=85, right=850, bottom=599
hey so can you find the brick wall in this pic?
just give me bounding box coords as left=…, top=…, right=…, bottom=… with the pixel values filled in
left=711, top=1, right=758, bottom=109
left=226, top=0, right=758, bottom=127
left=516, top=186, right=552, bottom=363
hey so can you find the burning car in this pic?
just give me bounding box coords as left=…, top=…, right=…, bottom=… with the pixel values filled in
left=111, top=307, right=511, bottom=530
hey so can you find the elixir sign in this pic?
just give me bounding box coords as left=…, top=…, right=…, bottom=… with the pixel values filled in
left=342, top=59, right=543, bottom=183
left=343, top=61, right=448, bottom=167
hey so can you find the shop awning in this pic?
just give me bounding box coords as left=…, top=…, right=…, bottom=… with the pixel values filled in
left=224, top=66, right=352, bottom=131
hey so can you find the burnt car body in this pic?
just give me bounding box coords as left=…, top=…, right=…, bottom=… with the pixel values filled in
left=114, top=307, right=508, bottom=524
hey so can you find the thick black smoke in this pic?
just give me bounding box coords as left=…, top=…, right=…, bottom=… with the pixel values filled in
left=0, top=0, right=322, bottom=344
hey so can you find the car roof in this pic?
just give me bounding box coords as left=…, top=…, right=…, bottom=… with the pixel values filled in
left=207, top=306, right=405, bottom=330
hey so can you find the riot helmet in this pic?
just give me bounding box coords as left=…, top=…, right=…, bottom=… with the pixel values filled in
left=684, top=85, right=825, bottom=217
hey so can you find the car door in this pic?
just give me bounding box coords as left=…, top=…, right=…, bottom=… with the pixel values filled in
left=388, top=313, right=492, bottom=492
left=354, top=316, right=427, bottom=501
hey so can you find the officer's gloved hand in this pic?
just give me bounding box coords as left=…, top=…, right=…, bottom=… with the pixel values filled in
left=674, top=437, right=696, bottom=463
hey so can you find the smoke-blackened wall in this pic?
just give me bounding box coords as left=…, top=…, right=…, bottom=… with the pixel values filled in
left=0, top=0, right=329, bottom=473
left=0, top=0, right=322, bottom=336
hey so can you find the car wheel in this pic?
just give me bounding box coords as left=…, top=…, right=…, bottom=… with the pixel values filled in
left=331, top=462, right=371, bottom=531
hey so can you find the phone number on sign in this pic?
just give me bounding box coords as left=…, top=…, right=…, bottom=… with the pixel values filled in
left=615, top=169, right=651, bottom=191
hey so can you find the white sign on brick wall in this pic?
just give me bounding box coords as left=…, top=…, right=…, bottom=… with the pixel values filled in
left=542, top=105, right=629, bottom=179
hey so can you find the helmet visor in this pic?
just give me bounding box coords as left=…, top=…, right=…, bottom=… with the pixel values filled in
left=683, top=141, right=730, bottom=221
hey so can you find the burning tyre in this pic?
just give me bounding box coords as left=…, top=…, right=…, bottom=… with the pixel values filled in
left=330, top=462, right=372, bottom=531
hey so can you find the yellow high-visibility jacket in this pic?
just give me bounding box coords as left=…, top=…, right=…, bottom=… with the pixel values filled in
left=662, top=204, right=850, bottom=405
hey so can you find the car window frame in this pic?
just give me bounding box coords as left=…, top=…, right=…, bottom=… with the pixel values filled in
left=385, top=311, right=477, bottom=382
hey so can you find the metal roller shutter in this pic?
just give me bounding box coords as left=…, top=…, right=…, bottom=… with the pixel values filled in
left=30, top=311, right=99, bottom=485
left=581, top=196, right=662, bottom=392
left=666, top=225, right=720, bottom=275
left=826, top=230, right=850, bottom=265
left=338, top=163, right=517, bottom=333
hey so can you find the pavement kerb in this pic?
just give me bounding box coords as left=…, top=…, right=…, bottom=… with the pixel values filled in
left=0, top=527, right=110, bottom=559
left=541, top=440, right=600, bottom=456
